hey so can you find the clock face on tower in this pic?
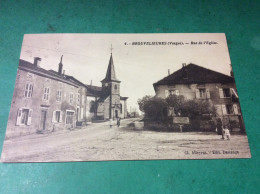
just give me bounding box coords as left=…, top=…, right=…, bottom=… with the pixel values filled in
left=105, top=83, right=108, bottom=87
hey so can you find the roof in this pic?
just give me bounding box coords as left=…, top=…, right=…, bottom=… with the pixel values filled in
left=101, top=54, right=120, bottom=83
left=153, top=63, right=235, bottom=87
left=85, top=85, right=103, bottom=97
left=19, top=59, right=81, bottom=87
left=120, top=96, right=128, bottom=100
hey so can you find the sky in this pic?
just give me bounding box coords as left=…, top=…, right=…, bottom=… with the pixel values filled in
left=20, top=33, right=232, bottom=112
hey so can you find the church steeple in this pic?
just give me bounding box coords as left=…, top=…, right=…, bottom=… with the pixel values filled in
left=101, top=53, right=120, bottom=83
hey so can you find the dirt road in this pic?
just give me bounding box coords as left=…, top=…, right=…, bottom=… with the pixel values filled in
left=1, top=118, right=251, bottom=162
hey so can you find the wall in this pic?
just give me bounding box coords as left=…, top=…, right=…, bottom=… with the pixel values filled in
left=5, top=68, right=85, bottom=138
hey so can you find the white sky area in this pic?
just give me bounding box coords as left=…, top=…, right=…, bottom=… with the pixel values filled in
left=20, top=33, right=231, bottom=112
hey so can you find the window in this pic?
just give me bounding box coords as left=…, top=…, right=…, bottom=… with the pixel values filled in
left=226, top=104, right=234, bottom=114
left=77, top=93, right=80, bottom=103
left=222, top=104, right=234, bottom=115
left=56, top=90, right=62, bottom=102
left=165, top=89, right=179, bottom=97
left=24, top=83, right=33, bottom=98
left=69, top=93, right=74, bottom=104
left=115, top=85, right=117, bottom=90
left=43, top=87, right=50, bottom=100
left=52, top=110, right=61, bottom=122
left=223, top=88, right=231, bottom=98
left=16, top=108, right=32, bottom=125
left=199, top=89, right=206, bottom=98
left=219, top=88, right=231, bottom=98
left=66, top=111, right=75, bottom=126
left=196, top=88, right=210, bottom=99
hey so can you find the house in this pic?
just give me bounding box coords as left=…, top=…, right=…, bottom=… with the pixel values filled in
left=6, top=53, right=128, bottom=138
left=7, top=56, right=88, bottom=138
left=153, top=63, right=245, bottom=131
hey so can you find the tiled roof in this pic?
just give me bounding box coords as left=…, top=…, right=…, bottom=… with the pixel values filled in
left=153, top=63, right=235, bottom=86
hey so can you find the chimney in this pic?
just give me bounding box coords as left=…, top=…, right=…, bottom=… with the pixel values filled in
left=90, top=80, right=92, bottom=86
left=58, top=55, right=63, bottom=75
left=62, top=70, right=65, bottom=76
left=168, top=69, right=170, bottom=76
left=34, top=57, right=41, bottom=67
left=182, top=63, right=186, bottom=68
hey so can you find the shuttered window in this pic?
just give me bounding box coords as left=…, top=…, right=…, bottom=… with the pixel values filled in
left=196, top=88, right=210, bottom=99
left=219, top=88, right=231, bottom=98
left=16, top=108, right=32, bottom=126
left=52, top=110, right=62, bottom=123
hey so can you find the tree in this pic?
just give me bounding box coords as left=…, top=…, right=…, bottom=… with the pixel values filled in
left=137, top=95, right=153, bottom=112
left=138, top=96, right=167, bottom=121
left=138, top=94, right=216, bottom=122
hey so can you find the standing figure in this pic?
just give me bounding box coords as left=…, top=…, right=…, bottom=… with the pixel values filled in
left=216, top=118, right=224, bottom=139
left=223, top=125, right=231, bottom=140
left=117, top=117, right=121, bottom=127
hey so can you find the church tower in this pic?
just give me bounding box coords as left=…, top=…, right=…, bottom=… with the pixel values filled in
left=101, top=49, right=121, bottom=119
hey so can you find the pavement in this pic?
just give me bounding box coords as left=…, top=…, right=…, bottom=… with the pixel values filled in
left=1, top=118, right=251, bottom=162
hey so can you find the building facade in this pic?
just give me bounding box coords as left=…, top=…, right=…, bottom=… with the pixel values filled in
left=6, top=53, right=128, bottom=138
left=153, top=63, right=244, bottom=131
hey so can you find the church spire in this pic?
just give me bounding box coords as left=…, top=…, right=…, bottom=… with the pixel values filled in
left=101, top=48, right=120, bottom=83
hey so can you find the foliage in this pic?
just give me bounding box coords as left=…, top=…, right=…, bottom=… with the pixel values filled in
left=138, top=94, right=216, bottom=122
left=138, top=95, right=167, bottom=121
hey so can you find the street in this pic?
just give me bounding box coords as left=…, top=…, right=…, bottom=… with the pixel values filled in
left=1, top=118, right=251, bottom=162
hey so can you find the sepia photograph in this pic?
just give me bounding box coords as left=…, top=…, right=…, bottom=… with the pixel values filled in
left=1, top=33, right=251, bottom=162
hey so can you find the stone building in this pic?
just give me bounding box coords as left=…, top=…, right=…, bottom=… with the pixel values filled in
left=153, top=63, right=244, bottom=131
left=7, top=56, right=88, bottom=138
left=6, top=53, right=128, bottom=138
left=86, top=53, right=128, bottom=120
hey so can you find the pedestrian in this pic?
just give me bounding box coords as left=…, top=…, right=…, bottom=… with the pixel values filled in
left=223, top=125, right=231, bottom=140
left=117, top=117, right=121, bottom=127
left=216, top=118, right=224, bottom=139
left=109, top=118, right=113, bottom=128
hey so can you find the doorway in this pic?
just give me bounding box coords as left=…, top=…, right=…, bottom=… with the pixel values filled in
left=66, top=110, right=75, bottom=129
left=40, top=110, right=47, bottom=130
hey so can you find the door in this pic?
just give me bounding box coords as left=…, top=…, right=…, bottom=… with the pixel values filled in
left=40, top=110, right=47, bottom=130
left=66, top=111, right=75, bottom=129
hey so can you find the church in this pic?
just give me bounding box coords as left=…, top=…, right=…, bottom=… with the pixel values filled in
left=86, top=52, right=128, bottom=120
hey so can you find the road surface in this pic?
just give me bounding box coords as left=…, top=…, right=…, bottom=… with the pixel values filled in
left=1, top=118, right=251, bottom=162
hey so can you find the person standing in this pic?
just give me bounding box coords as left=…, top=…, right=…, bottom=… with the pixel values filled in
left=223, top=125, right=231, bottom=140
left=216, top=118, right=224, bottom=139
left=117, top=117, right=121, bottom=127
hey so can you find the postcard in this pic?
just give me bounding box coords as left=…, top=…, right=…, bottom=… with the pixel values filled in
left=1, top=33, right=251, bottom=162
